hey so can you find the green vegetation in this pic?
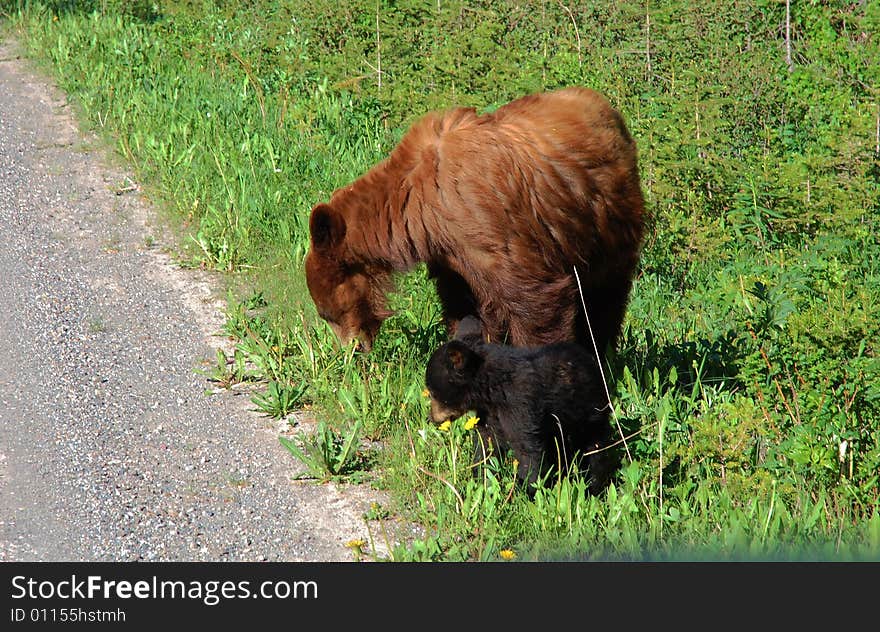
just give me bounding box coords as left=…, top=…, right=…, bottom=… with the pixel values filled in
left=3, top=0, right=878, bottom=560
left=279, top=419, right=370, bottom=482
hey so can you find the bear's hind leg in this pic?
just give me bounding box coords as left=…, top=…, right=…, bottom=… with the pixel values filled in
left=576, top=282, right=634, bottom=356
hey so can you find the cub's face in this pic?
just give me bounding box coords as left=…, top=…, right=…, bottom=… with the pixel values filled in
left=424, top=340, right=483, bottom=424
left=305, top=203, right=391, bottom=351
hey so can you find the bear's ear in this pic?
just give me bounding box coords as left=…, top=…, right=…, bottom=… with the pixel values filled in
left=446, top=341, right=482, bottom=374
left=310, top=203, right=346, bottom=252
left=447, top=346, right=466, bottom=370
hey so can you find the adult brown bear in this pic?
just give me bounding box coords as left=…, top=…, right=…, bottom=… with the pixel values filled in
left=305, top=87, right=645, bottom=353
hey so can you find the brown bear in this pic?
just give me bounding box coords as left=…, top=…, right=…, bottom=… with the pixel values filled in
left=305, top=86, right=645, bottom=353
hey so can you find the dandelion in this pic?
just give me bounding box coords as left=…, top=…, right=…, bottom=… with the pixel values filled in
left=346, top=538, right=367, bottom=562
left=438, top=420, right=452, bottom=432
left=500, top=549, right=517, bottom=560
left=421, top=388, right=430, bottom=398
left=463, top=415, right=480, bottom=431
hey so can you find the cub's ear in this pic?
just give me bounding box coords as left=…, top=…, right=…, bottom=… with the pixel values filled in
left=446, top=340, right=482, bottom=374
left=447, top=346, right=466, bottom=370
left=309, top=203, right=346, bottom=251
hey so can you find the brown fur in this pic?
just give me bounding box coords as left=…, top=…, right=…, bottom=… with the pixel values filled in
left=305, top=87, right=646, bottom=352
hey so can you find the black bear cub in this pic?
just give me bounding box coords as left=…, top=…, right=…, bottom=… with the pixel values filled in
left=424, top=317, right=616, bottom=494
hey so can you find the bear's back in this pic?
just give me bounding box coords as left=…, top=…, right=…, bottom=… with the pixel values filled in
left=418, top=88, right=643, bottom=274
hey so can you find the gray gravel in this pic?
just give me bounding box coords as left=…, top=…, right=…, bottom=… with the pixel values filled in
left=0, top=37, right=394, bottom=562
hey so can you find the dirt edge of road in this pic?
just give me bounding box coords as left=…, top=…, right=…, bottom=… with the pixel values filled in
left=0, top=31, right=417, bottom=562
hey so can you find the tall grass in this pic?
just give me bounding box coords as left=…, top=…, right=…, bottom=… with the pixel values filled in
left=4, top=0, right=878, bottom=560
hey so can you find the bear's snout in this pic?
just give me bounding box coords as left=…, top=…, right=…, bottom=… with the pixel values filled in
left=429, top=397, right=461, bottom=425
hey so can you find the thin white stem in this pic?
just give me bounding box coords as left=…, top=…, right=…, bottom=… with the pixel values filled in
left=375, top=2, right=382, bottom=95
left=573, top=266, right=632, bottom=462
left=785, top=0, right=793, bottom=72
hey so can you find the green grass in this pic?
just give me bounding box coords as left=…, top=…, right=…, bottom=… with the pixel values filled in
left=4, top=0, right=878, bottom=561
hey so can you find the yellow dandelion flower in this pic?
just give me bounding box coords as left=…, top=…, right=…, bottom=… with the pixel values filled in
left=463, top=415, right=480, bottom=431
left=421, top=388, right=430, bottom=398
left=345, top=539, right=366, bottom=549
left=512, top=459, right=520, bottom=471
left=438, top=420, right=452, bottom=432
left=500, top=549, right=517, bottom=560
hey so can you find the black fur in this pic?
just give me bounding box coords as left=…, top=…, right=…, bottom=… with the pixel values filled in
left=425, top=317, right=616, bottom=494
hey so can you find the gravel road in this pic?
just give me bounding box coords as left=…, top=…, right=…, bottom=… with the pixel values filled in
left=0, top=37, right=393, bottom=562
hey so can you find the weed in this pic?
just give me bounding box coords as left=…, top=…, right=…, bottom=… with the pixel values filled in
left=87, top=316, right=109, bottom=333
left=251, top=379, right=307, bottom=419
left=279, top=420, right=369, bottom=483
left=201, top=347, right=248, bottom=391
